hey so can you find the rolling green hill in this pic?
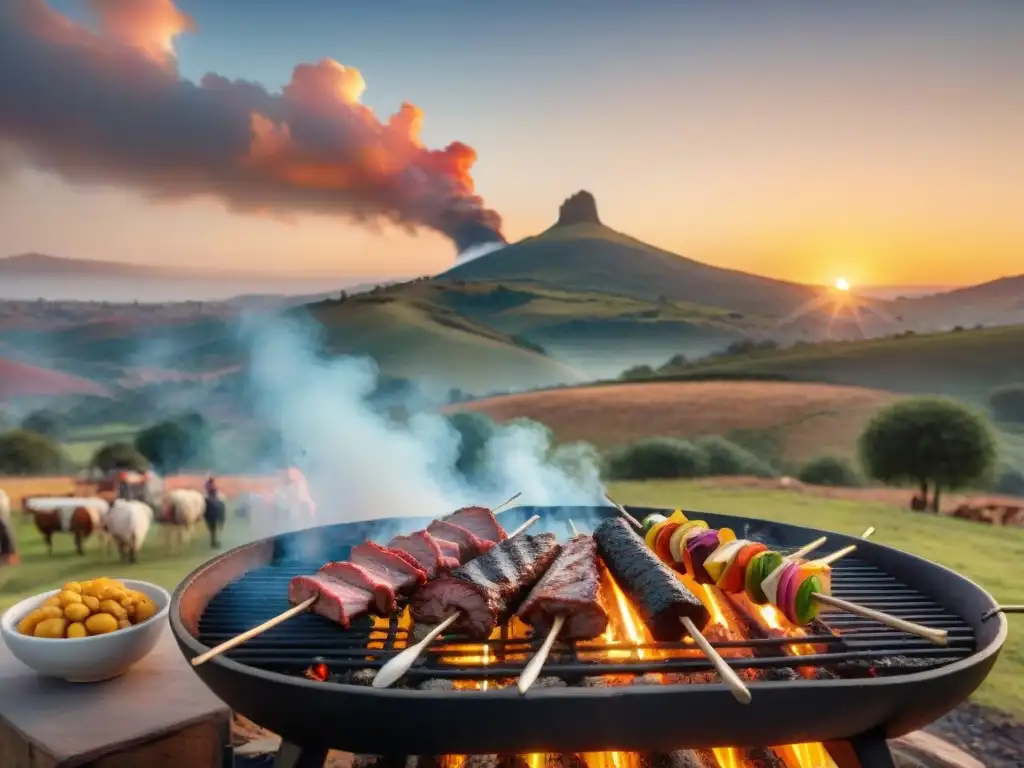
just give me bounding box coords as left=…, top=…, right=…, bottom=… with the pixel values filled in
left=648, top=325, right=1024, bottom=401
left=300, top=294, right=586, bottom=391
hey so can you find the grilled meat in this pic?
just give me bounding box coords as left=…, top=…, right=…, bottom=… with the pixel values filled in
left=427, top=519, right=493, bottom=561
left=387, top=531, right=446, bottom=578
left=594, top=517, right=710, bottom=640
left=411, top=533, right=562, bottom=638
left=518, top=534, right=609, bottom=640
left=443, top=506, right=506, bottom=544
left=288, top=574, right=372, bottom=628
left=351, top=541, right=427, bottom=593
left=435, top=537, right=462, bottom=568
left=318, top=561, right=397, bottom=616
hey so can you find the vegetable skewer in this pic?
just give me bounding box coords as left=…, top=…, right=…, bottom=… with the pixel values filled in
left=639, top=513, right=947, bottom=646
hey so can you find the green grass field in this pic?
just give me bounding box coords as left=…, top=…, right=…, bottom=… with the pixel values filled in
left=0, top=514, right=240, bottom=615
left=2, top=482, right=1021, bottom=717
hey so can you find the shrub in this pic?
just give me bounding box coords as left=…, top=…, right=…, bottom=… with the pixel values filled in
left=858, top=397, right=998, bottom=511
left=988, top=385, right=1024, bottom=424
left=0, top=429, right=67, bottom=475
left=693, top=435, right=777, bottom=477
left=606, top=437, right=710, bottom=480
left=798, top=455, right=862, bottom=487
left=90, top=442, right=150, bottom=473
left=619, top=364, right=656, bottom=381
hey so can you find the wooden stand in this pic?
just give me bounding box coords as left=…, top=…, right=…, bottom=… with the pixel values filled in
left=0, top=626, right=230, bottom=767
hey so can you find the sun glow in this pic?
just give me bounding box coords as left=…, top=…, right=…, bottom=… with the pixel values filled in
left=833, top=277, right=851, bottom=292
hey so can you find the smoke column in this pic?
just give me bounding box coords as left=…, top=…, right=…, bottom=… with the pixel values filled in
left=240, top=312, right=605, bottom=531
left=0, top=0, right=505, bottom=252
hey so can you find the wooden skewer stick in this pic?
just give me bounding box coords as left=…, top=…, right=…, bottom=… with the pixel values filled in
left=568, top=519, right=579, bottom=537
left=787, top=536, right=827, bottom=561
left=491, top=492, right=522, bottom=514
left=812, top=592, right=948, bottom=646
left=516, top=615, right=566, bottom=696
left=814, top=544, right=857, bottom=567
left=372, top=515, right=542, bottom=689
left=191, top=598, right=315, bottom=666
left=679, top=616, right=752, bottom=705
left=371, top=612, right=460, bottom=688
left=604, top=494, right=643, bottom=530
left=860, top=526, right=876, bottom=539
left=193, top=509, right=539, bottom=668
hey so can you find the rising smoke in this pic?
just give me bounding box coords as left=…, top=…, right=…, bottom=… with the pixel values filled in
left=239, top=311, right=605, bottom=530
left=0, top=0, right=505, bottom=252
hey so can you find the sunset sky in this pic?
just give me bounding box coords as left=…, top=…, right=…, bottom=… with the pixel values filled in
left=0, top=0, right=1021, bottom=288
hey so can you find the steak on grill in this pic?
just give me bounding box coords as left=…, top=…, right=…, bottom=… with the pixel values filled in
left=350, top=541, right=427, bottom=593
left=426, top=519, right=493, bottom=562
left=594, top=516, right=710, bottom=640
left=411, top=532, right=562, bottom=638
left=386, top=531, right=446, bottom=579
left=442, top=506, right=506, bottom=544
left=318, top=561, right=397, bottom=616
left=288, top=574, right=372, bottom=629
left=517, top=534, right=609, bottom=640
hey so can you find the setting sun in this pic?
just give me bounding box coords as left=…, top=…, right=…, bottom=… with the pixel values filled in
left=834, top=277, right=850, bottom=292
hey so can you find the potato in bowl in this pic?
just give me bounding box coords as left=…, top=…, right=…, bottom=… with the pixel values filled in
left=1, top=578, right=169, bottom=682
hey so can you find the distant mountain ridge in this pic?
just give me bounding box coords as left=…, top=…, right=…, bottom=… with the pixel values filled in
left=0, top=253, right=183, bottom=277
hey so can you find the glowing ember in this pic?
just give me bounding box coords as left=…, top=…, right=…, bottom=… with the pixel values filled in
left=304, top=659, right=329, bottom=682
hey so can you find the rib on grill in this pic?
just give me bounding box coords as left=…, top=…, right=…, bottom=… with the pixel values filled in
left=411, top=532, right=562, bottom=639
left=594, top=517, right=710, bottom=640
left=318, top=561, right=397, bottom=616
left=350, top=541, right=427, bottom=593
left=518, top=534, right=609, bottom=640
left=426, top=519, right=493, bottom=562
left=288, top=574, right=372, bottom=629
left=442, top=506, right=506, bottom=544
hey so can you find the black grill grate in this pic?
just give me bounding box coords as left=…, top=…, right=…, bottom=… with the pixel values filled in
left=196, top=539, right=976, bottom=684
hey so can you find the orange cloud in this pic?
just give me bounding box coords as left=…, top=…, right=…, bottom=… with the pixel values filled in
left=0, top=0, right=504, bottom=252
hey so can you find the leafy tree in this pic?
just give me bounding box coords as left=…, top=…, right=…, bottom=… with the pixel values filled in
left=606, top=438, right=710, bottom=480
left=20, top=409, right=64, bottom=438
left=858, top=398, right=997, bottom=512
left=0, top=430, right=67, bottom=475
left=134, top=412, right=212, bottom=474
left=988, top=385, right=1024, bottom=424
left=90, top=442, right=150, bottom=473
left=798, top=455, right=862, bottom=487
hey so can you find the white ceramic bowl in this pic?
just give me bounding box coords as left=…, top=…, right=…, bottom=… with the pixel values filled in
left=0, top=579, right=169, bottom=683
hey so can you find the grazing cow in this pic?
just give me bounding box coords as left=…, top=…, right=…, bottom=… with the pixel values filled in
left=159, top=489, right=208, bottom=554
left=23, top=496, right=109, bottom=555
left=0, top=489, right=18, bottom=565
left=104, top=500, right=154, bottom=564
